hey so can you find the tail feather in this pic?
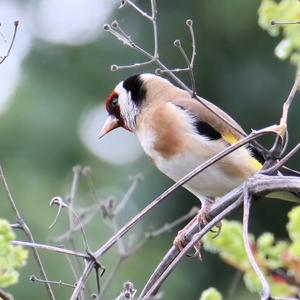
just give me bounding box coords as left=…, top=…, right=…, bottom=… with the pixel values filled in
left=278, top=166, right=300, bottom=200
left=248, top=144, right=300, bottom=202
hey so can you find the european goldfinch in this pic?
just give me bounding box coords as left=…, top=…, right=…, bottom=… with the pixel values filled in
left=99, top=73, right=300, bottom=244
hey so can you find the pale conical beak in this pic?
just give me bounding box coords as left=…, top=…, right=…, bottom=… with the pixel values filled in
left=98, top=115, right=119, bottom=139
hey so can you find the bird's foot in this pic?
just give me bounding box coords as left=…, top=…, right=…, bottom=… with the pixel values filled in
left=173, top=228, right=202, bottom=260
left=173, top=204, right=222, bottom=258
left=173, top=206, right=210, bottom=258
left=196, top=204, right=222, bottom=238
left=173, top=228, right=188, bottom=252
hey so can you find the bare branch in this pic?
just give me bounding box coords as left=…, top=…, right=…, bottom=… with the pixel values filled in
left=0, top=289, right=13, bottom=300
left=29, top=275, right=76, bottom=289
left=269, top=72, right=300, bottom=158
left=0, top=166, right=55, bottom=300
left=70, top=126, right=280, bottom=299
left=280, top=72, right=300, bottom=132
left=271, top=20, right=300, bottom=25
left=11, top=240, right=89, bottom=259
left=263, top=142, right=300, bottom=175
left=242, top=187, right=270, bottom=300
left=140, top=174, right=300, bottom=299
left=141, top=193, right=244, bottom=299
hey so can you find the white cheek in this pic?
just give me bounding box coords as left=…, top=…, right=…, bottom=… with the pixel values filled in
left=119, top=91, right=140, bottom=131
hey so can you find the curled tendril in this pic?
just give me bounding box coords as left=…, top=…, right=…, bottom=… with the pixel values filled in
left=48, top=196, right=68, bottom=229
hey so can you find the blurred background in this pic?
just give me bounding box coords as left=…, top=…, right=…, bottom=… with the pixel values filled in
left=0, top=0, right=299, bottom=299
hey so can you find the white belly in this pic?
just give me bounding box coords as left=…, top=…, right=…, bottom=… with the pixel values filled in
left=136, top=128, right=243, bottom=200
left=154, top=153, right=242, bottom=199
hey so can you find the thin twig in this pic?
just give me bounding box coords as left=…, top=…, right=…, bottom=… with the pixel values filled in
left=242, top=186, right=270, bottom=300
left=0, top=166, right=55, bottom=300
left=173, top=38, right=196, bottom=97
left=125, top=0, right=152, bottom=20
left=68, top=165, right=82, bottom=233
left=0, top=21, right=19, bottom=65
left=280, top=72, right=300, bottom=132
left=64, top=251, right=81, bottom=283
left=114, top=174, right=143, bottom=215
left=49, top=207, right=98, bottom=243
left=11, top=240, right=89, bottom=259
left=145, top=206, right=199, bottom=238
left=48, top=196, right=67, bottom=229
left=263, top=142, right=300, bottom=175
left=271, top=20, right=300, bottom=25
left=30, top=275, right=76, bottom=289
left=49, top=196, right=90, bottom=251
left=225, top=271, right=243, bottom=300
left=187, top=19, right=196, bottom=67
left=98, top=257, right=123, bottom=300
left=270, top=72, right=300, bottom=158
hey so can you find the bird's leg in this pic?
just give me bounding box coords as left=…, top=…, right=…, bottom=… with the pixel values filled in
left=173, top=198, right=222, bottom=254
left=173, top=204, right=210, bottom=253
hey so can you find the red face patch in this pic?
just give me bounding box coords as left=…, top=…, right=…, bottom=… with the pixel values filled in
left=105, top=91, right=119, bottom=115
left=104, top=90, right=127, bottom=129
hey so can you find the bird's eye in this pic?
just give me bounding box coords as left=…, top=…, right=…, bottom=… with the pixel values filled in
left=110, top=96, right=118, bottom=109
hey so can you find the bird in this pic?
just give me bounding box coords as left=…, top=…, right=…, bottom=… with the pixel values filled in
left=99, top=73, right=300, bottom=248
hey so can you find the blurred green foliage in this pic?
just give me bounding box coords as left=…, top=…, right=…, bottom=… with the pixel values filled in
left=259, top=0, right=300, bottom=69
left=1, top=0, right=300, bottom=299
left=0, top=219, right=28, bottom=288
left=199, top=287, right=222, bottom=300
left=203, top=206, right=300, bottom=298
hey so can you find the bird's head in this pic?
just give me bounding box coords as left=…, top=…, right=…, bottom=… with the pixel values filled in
left=99, top=74, right=154, bottom=138
left=99, top=73, right=185, bottom=138
left=99, top=74, right=149, bottom=138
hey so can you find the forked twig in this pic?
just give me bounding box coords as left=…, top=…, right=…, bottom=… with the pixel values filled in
left=157, top=19, right=197, bottom=97
left=104, top=0, right=274, bottom=157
